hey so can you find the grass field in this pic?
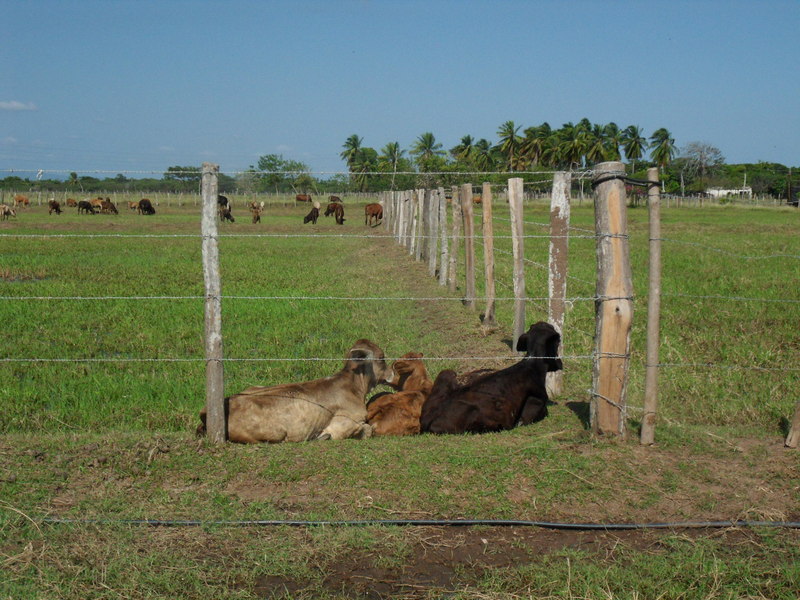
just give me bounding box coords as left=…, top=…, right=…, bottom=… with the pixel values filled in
left=1, top=195, right=799, bottom=599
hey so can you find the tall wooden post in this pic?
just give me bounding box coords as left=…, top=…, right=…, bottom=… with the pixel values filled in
left=438, top=187, right=449, bottom=286
left=461, top=184, right=476, bottom=309
left=547, top=171, right=571, bottom=396
left=448, top=186, right=461, bottom=293
left=481, top=182, right=497, bottom=327
left=591, top=162, right=633, bottom=437
left=508, top=178, right=526, bottom=348
left=201, top=162, right=225, bottom=444
left=427, top=189, right=439, bottom=277
left=641, top=167, right=662, bottom=445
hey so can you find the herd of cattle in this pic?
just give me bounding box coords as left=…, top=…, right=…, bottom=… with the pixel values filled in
left=1, top=194, right=157, bottom=217
left=198, top=321, right=562, bottom=443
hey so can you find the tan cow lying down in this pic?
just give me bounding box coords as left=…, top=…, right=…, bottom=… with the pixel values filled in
left=366, top=352, right=433, bottom=436
left=199, top=339, right=393, bottom=443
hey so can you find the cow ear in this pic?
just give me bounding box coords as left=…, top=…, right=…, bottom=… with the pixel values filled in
left=516, top=333, right=529, bottom=352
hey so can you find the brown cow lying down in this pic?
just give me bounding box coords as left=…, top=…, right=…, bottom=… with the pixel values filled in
left=367, top=352, right=433, bottom=436
left=198, top=339, right=393, bottom=443
left=420, top=322, right=562, bottom=435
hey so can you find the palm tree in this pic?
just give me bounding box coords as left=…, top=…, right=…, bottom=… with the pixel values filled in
left=340, top=134, right=363, bottom=171
left=379, top=142, right=404, bottom=190
left=410, top=132, right=444, bottom=171
left=473, top=138, right=496, bottom=172
left=450, top=135, right=475, bottom=163
left=558, top=122, right=589, bottom=170
left=520, top=123, right=551, bottom=168
left=650, top=128, right=676, bottom=187
left=603, top=122, right=622, bottom=160
left=496, top=121, right=521, bottom=171
left=621, top=125, right=647, bottom=172
left=585, top=123, right=608, bottom=166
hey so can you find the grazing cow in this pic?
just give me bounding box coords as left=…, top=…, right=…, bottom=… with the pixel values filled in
left=198, top=339, right=393, bottom=443
left=77, top=200, right=96, bottom=214
left=90, top=197, right=104, bottom=212
left=295, top=194, right=312, bottom=203
left=128, top=200, right=140, bottom=211
left=0, top=204, right=17, bottom=220
left=473, top=195, right=482, bottom=204
left=48, top=200, right=62, bottom=215
left=137, top=198, right=156, bottom=215
left=303, top=206, right=319, bottom=224
left=329, top=195, right=342, bottom=203
left=66, top=198, right=78, bottom=208
left=420, top=322, right=562, bottom=435
left=367, top=352, right=433, bottom=436
left=219, top=206, right=235, bottom=222
left=217, top=194, right=230, bottom=210
left=100, top=199, right=118, bottom=214
left=364, top=203, right=383, bottom=226
left=251, top=206, right=262, bottom=224
left=13, top=194, right=29, bottom=209
left=324, top=202, right=345, bottom=224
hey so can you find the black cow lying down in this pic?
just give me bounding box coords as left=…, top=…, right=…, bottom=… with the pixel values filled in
left=420, top=322, right=562, bottom=434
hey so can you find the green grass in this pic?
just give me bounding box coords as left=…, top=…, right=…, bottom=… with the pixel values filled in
left=1, top=197, right=799, bottom=598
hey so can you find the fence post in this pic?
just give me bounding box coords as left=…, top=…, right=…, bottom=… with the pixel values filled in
left=438, top=187, right=449, bottom=286
left=427, top=189, right=440, bottom=277
left=201, top=162, right=225, bottom=444
left=786, top=401, right=800, bottom=448
left=641, top=167, right=662, bottom=445
left=481, top=182, right=497, bottom=327
left=591, top=161, right=633, bottom=437
left=508, top=177, right=526, bottom=348
left=547, top=171, right=571, bottom=396
left=460, top=184, right=476, bottom=309
left=448, top=186, right=461, bottom=293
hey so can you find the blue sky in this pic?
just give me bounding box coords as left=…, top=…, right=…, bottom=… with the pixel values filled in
left=2, top=0, right=798, bottom=178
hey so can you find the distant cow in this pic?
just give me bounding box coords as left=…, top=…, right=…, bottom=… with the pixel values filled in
left=138, top=198, right=156, bottom=215
left=420, top=322, right=562, bottom=435
left=364, top=203, right=383, bottom=226
left=66, top=198, right=78, bottom=208
left=324, top=202, right=345, bottom=224
left=0, top=204, right=17, bottom=220
left=128, top=200, right=140, bottom=211
left=77, top=200, right=96, bottom=214
left=367, top=352, right=433, bottom=436
left=329, top=195, right=342, bottom=203
left=251, top=206, right=262, bottom=224
left=219, top=206, right=235, bottom=222
left=198, top=339, right=393, bottom=443
left=90, top=197, right=104, bottom=212
left=101, top=199, right=118, bottom=214
left=48, top=200, right=62, bottom=215
left=303, top=206, right=320, bottom=224
left=13, top=194, right=29, bottom=209
left=295, top=194, right=312, bottom=203
left=217, top=194, right=230, bottom=209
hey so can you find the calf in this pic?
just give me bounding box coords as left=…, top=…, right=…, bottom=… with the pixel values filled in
left=0, top=204, right=17, bottom=220
left=128, top=200, right=140, bottom=211
left=198, top=339, right=393, bottom=443
left=101, top=199, right=118, bottom=214
left=77, top=200, right=96, bottom=214
left=303, top=206, right=319, bottom=224
left=90, top=197, right=104, bottom=212
left=364, top=203, right=383, bottom=226
left=138, top=198, right=156, bottom=215
left=329, top=195, right=342, bottom=203
left=13, top=194, right=29, bottom=209
left=367, top=352, right=433, bottom=436
left=66, top=198, right=78, bottom=208
left=48, top=200, right=62, bottom=215
left=324, top=202, right=345, bottom=224
left=295, top=194, right=312, bottom=203
left=251, top=206, right=262, bottom=224
left=420, top=322, right=562, bottom=435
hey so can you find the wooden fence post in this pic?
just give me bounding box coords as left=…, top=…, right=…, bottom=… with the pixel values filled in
left=461, top=184, right=476, bottom=309
left=508, top=178, right=526, bottom=348
left=547, top=171, right=571, bottom=396
left=786, top=401, right=800, bottom=448
left=438, top=187, right=449, bottom=286
left=201, top=162, right=225, bottom=444
left=427, top=189, right=440, bottom=277
left=448, top=186, right=461, bottom=293
left=641, top=167, right=662, bottom=445
left=481, top=182, right=497, bottom=327
left=591, top=161, right=634, bottom=437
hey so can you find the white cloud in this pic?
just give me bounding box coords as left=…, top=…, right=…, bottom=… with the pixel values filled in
left=0, top=101, right=37, bottom=111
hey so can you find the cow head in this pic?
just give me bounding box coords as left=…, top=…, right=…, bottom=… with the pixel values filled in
left=516, top=322, right=563, bottom=372
left=345, top=339, right=393, bottom=388
left=388, top=352, right=426, bottom=389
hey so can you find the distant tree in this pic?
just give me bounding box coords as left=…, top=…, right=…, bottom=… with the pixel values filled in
left=558, top=122, right=589, bottom=169
left=340, top=134, right=363, bottom=171
left=603, top=122, right=623, bottom=161
left=410, top=132, right=445, bottom=171
left=621, top=125, right=647, bottom=172
left=450, top=135, right=475, bottom=162
left=473, top=138, right=497, bottom=172
left=681, top=142, right=726, bottom=190
left=163, top=165, right=201, bottom=182
left=521, top=123, right=551, bottom=168
left=496, top=121, right=521, bottom=171
left=255, top=154, right=312, bottom=193
left=379, top=141, right=405, bottom=190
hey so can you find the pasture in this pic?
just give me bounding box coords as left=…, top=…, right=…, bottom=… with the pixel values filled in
left=1, top=195, right=799, bottom=599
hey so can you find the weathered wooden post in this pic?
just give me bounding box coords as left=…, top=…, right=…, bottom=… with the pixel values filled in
left=448, top=186, right=461, bottom=293
left=786, top=401, right=800, bottom=448
left=461, top=184, right=477, bottom=309
left=428, top=189, right=440, bottom=278
left=201, top=162, right=225, bottom=444
left=438, top=187, right=449, bottom=286
left=508, top=177, right=526, bottom=347
left=547, top=171, right=571, bottom=396
left=591, top=161, right=634, bottom=437
left=481, top=182, right=497, bottom=327
left=641, top=167, right=662, bottom=445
